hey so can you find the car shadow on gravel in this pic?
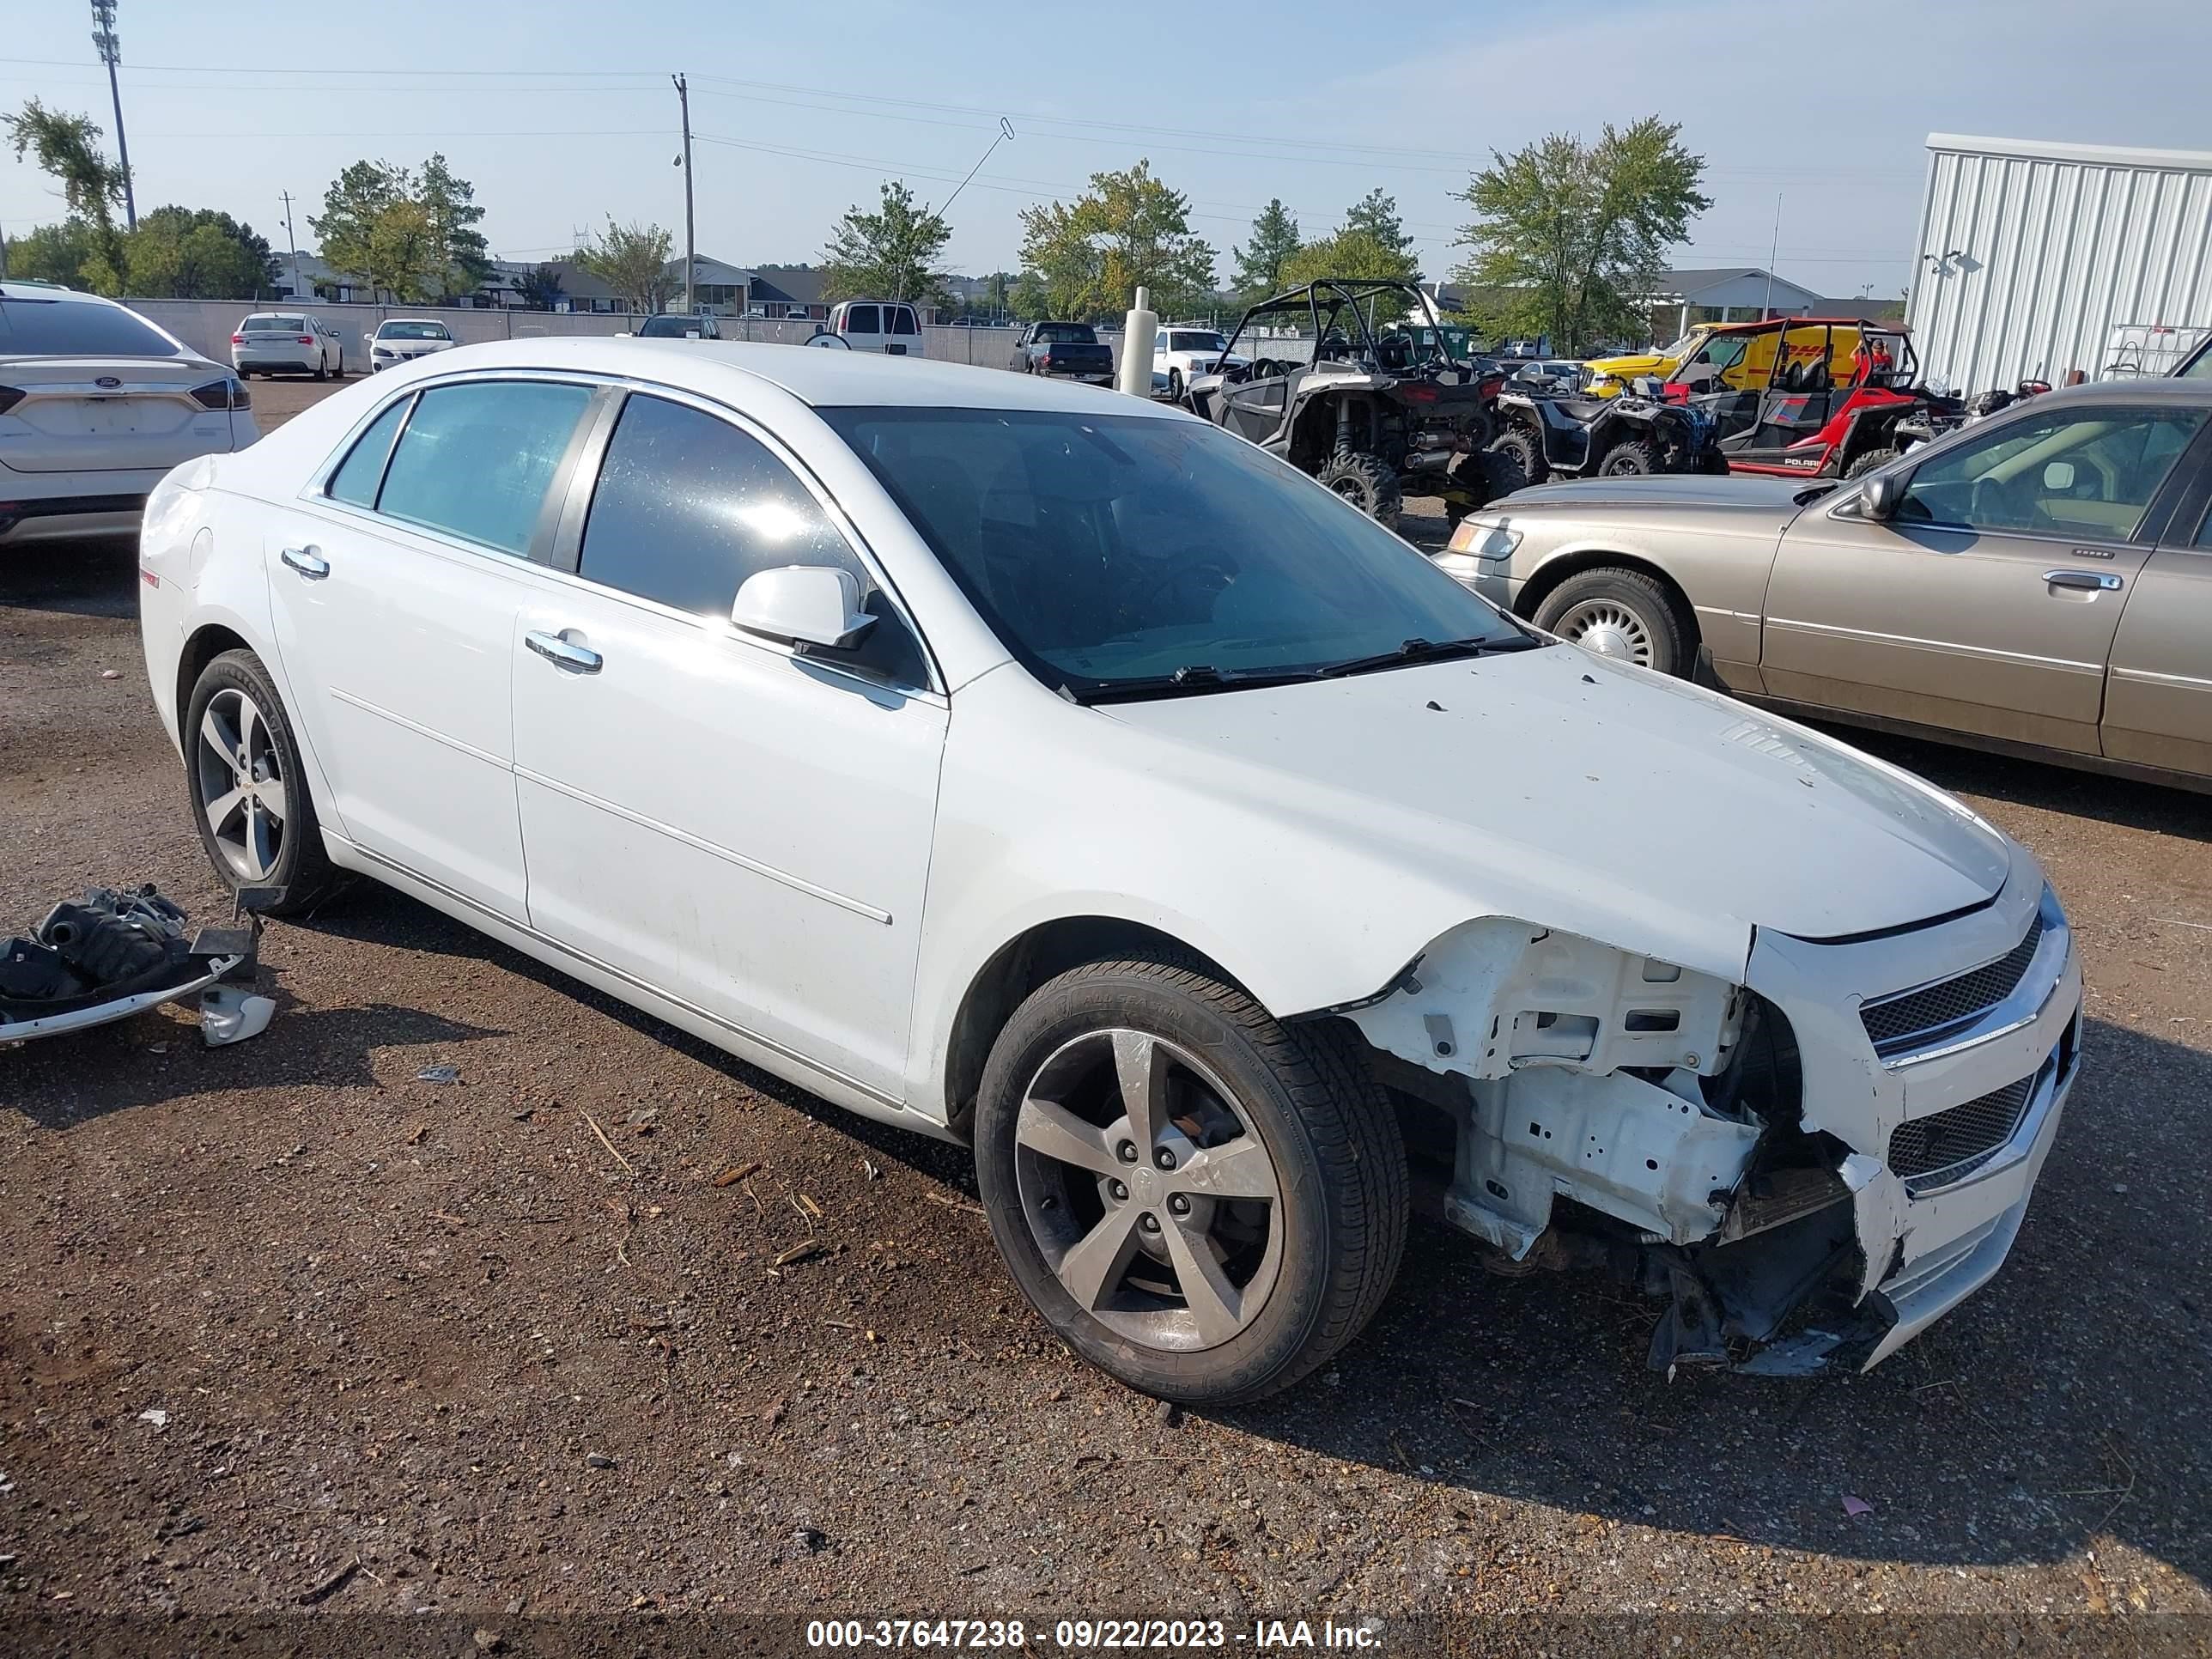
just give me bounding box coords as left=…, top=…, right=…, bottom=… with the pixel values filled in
left=1817, top=724, right=2212, bottom=845
left=0, top=537, right=141, bottom=621
left=1212, top=1014, right=2210, bottom=1583
left=3, top=991, right=507, bottom=1131
left=143, top=881, right=2210, bottom=1584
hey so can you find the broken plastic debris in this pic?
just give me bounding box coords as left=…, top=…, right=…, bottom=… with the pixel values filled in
left=416, top=1065, right=461, bottom=1085
left=138, top=1407, right=169, bottom=1429
left=200, top=984, right=276, bottom=1046
left=1841, top=1493, right=1875, bottom=1517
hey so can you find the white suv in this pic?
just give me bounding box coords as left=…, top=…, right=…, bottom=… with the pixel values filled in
left=0, top=282, right=257, bottom=545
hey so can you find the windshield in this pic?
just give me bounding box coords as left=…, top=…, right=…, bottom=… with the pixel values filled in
left=1169, top=331, right=1226, bottom=353
left=245, top=315, right=307, bottom=332
left=1033, top=324, right=1096, bottom=343
left=0, top=297, right=183, bottom=357
left=638, top=314, right=708, bottom=337
left=823, top=407, right=1525, bottom=699
left=379, top=321, right=451, bottom=340
left=2180, top=338, right=2212, bottom=379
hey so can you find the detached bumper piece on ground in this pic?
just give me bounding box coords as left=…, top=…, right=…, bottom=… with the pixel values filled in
left=0, top=884, right=276, bottom=1046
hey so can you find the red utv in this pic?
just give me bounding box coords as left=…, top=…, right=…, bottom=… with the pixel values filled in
left=1660, top=318, right=1961, bottom=479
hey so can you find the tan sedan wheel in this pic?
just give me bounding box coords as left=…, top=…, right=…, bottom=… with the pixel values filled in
left=1534, top=566, right=1687, bottom=677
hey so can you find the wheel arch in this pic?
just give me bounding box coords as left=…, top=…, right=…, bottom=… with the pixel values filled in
left=940, top=915, right=1246, bottom=1141
left=1516, top=549, right=1705, bottom=655
left=175, top=622, right=256, bottom=750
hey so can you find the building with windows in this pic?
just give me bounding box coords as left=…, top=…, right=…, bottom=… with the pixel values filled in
left=1644, top=267, right=1824, bottom=340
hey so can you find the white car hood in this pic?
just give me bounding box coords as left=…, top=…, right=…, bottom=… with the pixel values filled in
left=1100, top=646, right=2010, bottom=972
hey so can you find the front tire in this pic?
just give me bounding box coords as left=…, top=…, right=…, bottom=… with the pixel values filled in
left=183, top=649, right=341, bottom=917
left=1533, top=565, right=1688, bottom=677
left=974, top=957, right=1407, bottom=1405
left=1316, top=451, right=1404, bottom=529
left=1596, top=438, right=1659, bottom=476
left=1488, top=424, right=1548, bottom=488
left=1167, top=368, right=1184, bottom=401
left=1844, top=446, right=1899, bottom=479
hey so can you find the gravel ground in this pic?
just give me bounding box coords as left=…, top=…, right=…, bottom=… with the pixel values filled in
left=2, top=375, right=2209, bottom=1634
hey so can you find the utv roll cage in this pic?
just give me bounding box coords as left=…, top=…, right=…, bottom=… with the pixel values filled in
left=1216, top=280, right=1474, bottom=374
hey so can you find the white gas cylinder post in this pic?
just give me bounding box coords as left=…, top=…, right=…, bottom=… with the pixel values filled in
left=1118, top=284, right=1158, bottom=398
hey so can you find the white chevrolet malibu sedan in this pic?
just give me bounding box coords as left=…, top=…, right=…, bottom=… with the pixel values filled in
left=137, top=338, right=2083, bottom=1403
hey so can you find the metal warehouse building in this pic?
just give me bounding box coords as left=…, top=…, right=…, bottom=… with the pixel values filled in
left=1906, top=133, right=2212, bottom=393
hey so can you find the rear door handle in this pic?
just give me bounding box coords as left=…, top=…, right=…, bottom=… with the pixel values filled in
left=525, top=629, right=603, bottom=673
left=2043, top=569, right=2123, bottom=592
left=280, top=544, right=329, bottom=580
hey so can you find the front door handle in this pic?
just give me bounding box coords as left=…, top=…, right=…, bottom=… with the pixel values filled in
left=2043, top=569, right=2123, bottom=592
left=280, top=544, right=329, bottom=580
left=525, top=629, right=603, bottom=673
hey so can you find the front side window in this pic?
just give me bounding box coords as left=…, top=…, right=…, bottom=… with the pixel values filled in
left=374, top=380, right=592, bottom=555
left=823, top=406, right=1526, bottom=700
left=576, top=394, right=926, bottom=683
left=326, top=395, right=411, bottom=507
left=1898, top=407, right=2205, bottom=539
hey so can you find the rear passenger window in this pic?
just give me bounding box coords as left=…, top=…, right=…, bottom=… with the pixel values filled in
left=374, top=380, right=592, bottom=556
left=326, top=396, right=410, bottom=507
left=577, top=394, right=927, bottom=684
left=888, top=306, right=918, bottom=336
left=845, top=305, right=878, bottom=333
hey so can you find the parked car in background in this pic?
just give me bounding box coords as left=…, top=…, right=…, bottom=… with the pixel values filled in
left=230, top=313, right=346, bottom=380
left=368, top=318, right=458, bottom=372
left=1506, top=359, right=1588, bottom=393
left=825, top=300, right=922, bottom=355
left=635, top=313, right=722, bottom=340
left=1153, top=325, right=1246, bottom=400
left=1443, top=377, right=2212, bottom=790
left=1009, top=321, right=1113, bottom=384
left=137, top=336, right=2084, bottom=1401
left=0, top=281, right=256, bottom=545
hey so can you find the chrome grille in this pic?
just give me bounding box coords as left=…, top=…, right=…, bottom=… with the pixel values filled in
left=1861, top=915, right=2045, bottom=1057
left=1887, top=1074, right=2035, bottom=1193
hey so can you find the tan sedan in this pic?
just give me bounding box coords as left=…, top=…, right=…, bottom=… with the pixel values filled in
left=1442, top=378, right=2212, bottom=791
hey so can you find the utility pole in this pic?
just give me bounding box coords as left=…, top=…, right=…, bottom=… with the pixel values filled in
left=89, top=0, right=136, bottom=232
left=672, top=73, right=695, bottom=315
left=278, top=190, right=303, bottom=301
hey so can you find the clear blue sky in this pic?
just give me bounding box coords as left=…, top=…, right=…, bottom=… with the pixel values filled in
left=5, top=0, right=2208, bottom=300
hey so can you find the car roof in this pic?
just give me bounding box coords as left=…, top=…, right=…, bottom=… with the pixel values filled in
left=0, top=282, right=124, bottom=307
left=2027, top=375, right=2212, bottom=408
left=362, top=334, right=1188, bottom=416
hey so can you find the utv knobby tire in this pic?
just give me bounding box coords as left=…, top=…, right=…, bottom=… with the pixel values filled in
left=183, top=648, right=343, bottom=918
left=1316, top=451, right=1403, bottom=528
left=1488, top=424, right=1548, bottom=488
left=1844, top=446, right=1900, bottom=479
left=1596, top=438, right=1660, bottom=477
left=974, top=957, right=1409, bottom=1405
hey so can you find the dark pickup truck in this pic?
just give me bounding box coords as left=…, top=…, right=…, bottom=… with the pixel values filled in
left=1009, top=322, right=1114, bottom=384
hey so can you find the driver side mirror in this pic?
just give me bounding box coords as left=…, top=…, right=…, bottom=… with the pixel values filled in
left=1861, top=470, right=1904, bottom=520
left=731, top=565, right=876, bottom=652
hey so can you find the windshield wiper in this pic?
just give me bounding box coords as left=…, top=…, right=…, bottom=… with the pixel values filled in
left=1071, top=664, right=1326, bottom=705
left=1315, top=633, right=1542, bottom=678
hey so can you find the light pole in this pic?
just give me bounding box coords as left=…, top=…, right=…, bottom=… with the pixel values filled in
left=279, top=190, right=303, bottom=301
left=672, top=73, right=696, bottom=316
left=89, top=0, right=136, bottom=232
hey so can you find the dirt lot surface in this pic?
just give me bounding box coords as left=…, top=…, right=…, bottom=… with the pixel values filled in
left=3, top=375, right=2209, bottom=1639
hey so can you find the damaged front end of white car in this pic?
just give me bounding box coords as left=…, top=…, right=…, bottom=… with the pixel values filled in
left=1338, top=848, right=2082, bottom=1376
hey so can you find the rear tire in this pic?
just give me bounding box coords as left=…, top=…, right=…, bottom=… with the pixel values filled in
left=313, top=356, right=328, bottom=382
left=1488, top=424, right=1548, bottom=488
left=1844, top=446, right=1900, bottom=479
left=1534, top=565, right=1688, bottom=677
left=183, top=648, right=342, bottom=918
left=974, top=956, right=1407, bottom=1405
left=1316, top=451, right=1403, bottom=529
left=1596, top=438, right=1659, bottom=477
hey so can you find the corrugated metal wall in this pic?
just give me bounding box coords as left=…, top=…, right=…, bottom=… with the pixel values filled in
left=1906, top=135, right=2212, bottom=394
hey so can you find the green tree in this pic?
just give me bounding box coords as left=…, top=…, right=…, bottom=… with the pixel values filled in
left=364, top=200, right=439, bottom=302
left=3, top=217, right=106, bottom=288
left=1016, top=160, right=1215, bottom=321
left=311, top=160, right=411, bottom=296
left=3, top=100, right=126, bottom=278
left=418, top=152, right=492, bottom=297
left=1453, top=117, right=1709, bottom=355
left=1279, top=227, right=1419, bottom=289
left=1343, top=188, right=1418, bottom=276
left=576, top=217, right=673, bottom=313
left=820, top=179, right=951, bottom=307
left=119, top=205, right=279, bottom=299
left=514, top=263, right=566, bottom=309
left=1231, top=198, right=1300, bottom=302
